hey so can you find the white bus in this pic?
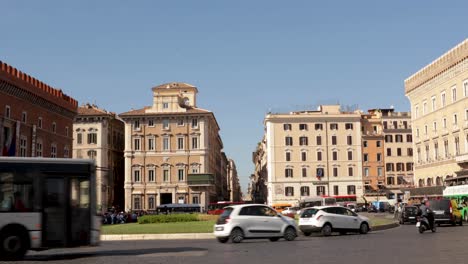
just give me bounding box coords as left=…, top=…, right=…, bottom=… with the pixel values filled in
left=0, top=157, right=100, bottom=260
left=299, top=196, right=337, bottom=209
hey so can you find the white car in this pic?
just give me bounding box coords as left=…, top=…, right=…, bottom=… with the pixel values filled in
left=213, top=204, right=298, bottom=243
left=298, top=206, right=370, bottom=236
left=281, top=207, right=299, bottom=217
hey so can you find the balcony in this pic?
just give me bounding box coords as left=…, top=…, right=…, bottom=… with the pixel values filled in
left=456, top=153, right=468, bottom=164
left=187, top=174, right=215, bottom=186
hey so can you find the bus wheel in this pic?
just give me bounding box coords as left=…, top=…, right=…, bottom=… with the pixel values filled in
left=0, top=227, right=29, bottom=261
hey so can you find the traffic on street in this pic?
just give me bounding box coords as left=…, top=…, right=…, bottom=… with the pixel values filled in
left=19, top=224, right=468, bottom=264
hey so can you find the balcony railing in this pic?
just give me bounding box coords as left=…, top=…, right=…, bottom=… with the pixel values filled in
left=187, top=174, right=215, bottom=186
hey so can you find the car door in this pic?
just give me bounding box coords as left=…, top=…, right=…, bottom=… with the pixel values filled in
left=237, top=206, right=264, bottom=238
left=331, top=207, right=350, bottom=229
left=261, top=206, right=284, bottom=236
left=342, top=208, right=360, bottom=229
left=323, top=207, right=344, bottom=229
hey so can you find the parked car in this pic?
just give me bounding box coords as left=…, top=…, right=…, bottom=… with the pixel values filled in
left=213, top=204, right=298, bottom=243
left=346, top=203, right=357, bottom=212
left=428, top=199, right=463, bottom=226
left=282, top=207, right=300, bottom=218
left=399, top=205, right=418, bottom=224
left=298, top=206, right=371, bottom=236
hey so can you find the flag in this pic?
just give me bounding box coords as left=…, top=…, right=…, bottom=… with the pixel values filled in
left=2, top=125, right=16, bottom=156
left=7, top=130, right=16, bottom=156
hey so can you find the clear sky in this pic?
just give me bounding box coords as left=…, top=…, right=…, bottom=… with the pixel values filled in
left=2, top=1, right=467, bottom=193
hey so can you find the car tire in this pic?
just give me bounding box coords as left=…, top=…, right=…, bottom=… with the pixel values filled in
left=302, top=231, right=312, bottom=237
left=269, top=237, right=280, bottom=242
left=321, top=224, right=332, bottom=237
left=283, top=227, right=297, bottom=241
left=217, top=237, right=229, bottom=243
left=230, top=228, right=244, bottom=244
left=359, top=223, right=369, bottom=235
left=0, top=227, right=29, bottom=261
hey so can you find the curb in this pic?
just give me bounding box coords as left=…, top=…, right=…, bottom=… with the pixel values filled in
left=371, top=222, right=400, bottom=232
left=102, top=223, right=400, bottom=241
left=101, top=233, right=215, bottom=241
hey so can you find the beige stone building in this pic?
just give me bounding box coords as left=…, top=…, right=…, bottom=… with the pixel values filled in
left=73, top=104, right=125, bottom=211
left=227, top=158, right=242, bottom=202
left=264, top=105, right=364, bottom=205
left=405, top=39, right=468, bottom=189
left=251, top=137, right=268, bottom=203
left=381, top=109, right=414, bottom=191
left=119, top=82, right=228, bottom=211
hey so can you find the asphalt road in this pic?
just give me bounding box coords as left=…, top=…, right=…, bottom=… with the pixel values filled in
left=13, top=224, right=468, bottom=264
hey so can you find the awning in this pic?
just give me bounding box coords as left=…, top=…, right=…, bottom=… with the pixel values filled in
left=363, top=196, right=385, bottom=202
left=390, top=190, right=402, bottom=194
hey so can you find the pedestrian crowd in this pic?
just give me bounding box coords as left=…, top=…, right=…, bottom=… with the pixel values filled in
left=101, top=207, right=148, bottom=225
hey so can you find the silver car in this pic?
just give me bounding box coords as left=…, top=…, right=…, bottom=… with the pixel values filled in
left=213, top=204, right=298, bottom=243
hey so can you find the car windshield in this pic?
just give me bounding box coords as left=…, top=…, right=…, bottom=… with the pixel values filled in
left=405, top=207, right=417, bottom=213
left=429, top=200, right=450, bottom=210
left=301, top=208, right=319, bottom=218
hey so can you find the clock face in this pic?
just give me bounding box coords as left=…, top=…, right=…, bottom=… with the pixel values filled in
left=183, top=97, right=190, bottom=106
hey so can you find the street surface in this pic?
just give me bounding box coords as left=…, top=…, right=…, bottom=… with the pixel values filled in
left=13, top=224, right=468, bottom=264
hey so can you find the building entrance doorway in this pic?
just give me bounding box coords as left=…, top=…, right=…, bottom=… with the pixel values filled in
left=160, top=193, right=172, bottom=205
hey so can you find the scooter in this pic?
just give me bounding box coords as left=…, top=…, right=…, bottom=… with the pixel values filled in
left=416, top=214, right=436, bottom=234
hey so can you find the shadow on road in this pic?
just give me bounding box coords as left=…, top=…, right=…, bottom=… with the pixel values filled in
left=24, top=247, right=207, bottom=261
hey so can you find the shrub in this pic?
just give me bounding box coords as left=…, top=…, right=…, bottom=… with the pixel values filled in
left=138, top=214, right=199, bottom=224
left=197, top=214, right=219, bottom=221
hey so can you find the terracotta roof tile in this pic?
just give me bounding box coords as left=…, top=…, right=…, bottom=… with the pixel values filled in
left=78, top=104, right=114, bottom=116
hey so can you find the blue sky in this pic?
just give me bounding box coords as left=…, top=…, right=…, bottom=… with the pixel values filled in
left=2, top=1, right=467, bottom=192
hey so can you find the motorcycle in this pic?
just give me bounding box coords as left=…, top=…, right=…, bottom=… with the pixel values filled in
left=416, top=213, right=436, bottom=234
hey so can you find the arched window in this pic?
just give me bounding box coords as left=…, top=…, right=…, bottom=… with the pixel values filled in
left=426, top=178, right=432, bottom=187
left=419, top=179, right=424, bottom=187
left=436, top=177, right=442, bottom=186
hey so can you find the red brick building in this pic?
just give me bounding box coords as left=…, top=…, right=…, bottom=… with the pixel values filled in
left=0, top=61, right=78, bottom=157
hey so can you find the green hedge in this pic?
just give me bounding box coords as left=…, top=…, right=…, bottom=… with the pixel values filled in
left=138, top=214, right=200, bottom=224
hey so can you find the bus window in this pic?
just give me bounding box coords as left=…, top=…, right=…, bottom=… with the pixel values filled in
left=0, top=171, right=34, bottom=212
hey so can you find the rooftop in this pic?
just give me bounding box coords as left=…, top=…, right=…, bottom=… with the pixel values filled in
left=405, top=38, right=468, bottom=94
left=0, top=60, right=78, bottom=110
left=78, top=103, right=117, bottom=116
